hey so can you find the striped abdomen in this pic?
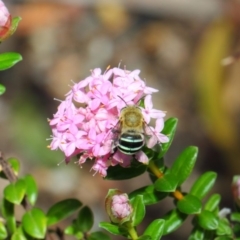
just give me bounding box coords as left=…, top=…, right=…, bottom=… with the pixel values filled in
left=118, top=132, right=144, bottom=155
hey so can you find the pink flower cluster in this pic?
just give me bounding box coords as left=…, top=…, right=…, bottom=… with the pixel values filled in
left=48, top=67, right=169, bottom=177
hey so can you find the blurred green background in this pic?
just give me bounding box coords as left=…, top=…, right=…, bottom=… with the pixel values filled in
left=1, top=0, right=240, bottom=239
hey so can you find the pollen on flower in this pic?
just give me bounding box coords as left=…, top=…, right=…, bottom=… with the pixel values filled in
left=48, top=66, right=168, bottom=177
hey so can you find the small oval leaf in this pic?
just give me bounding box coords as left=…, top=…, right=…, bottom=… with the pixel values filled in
left=47, top=199, right=82, bottom=226
left=197, top=210, right=219, bottom=230
left=230, top=213, right=240, bottom=223
left=0, top=84, right=6, bottom=95
left=189, top=227, right=205, bottom=240
left=11, top=227, right=27, bottom=240
left=105, top=161, right=147, bottom=180
left=0, top=52, right=22, bottom=71
left=3, top=179, right=26, bottom=204
left=170, top=146, right=198, bottom=185
left=77, top=206, right=94, bottom=232
left=204, top=194, right=221, bottom=212
left=216, top=218, right=232, bottom=236
left=143, top=219, right=165, bottom=240
left=99, top=222, right=122, bottom=236
left=1, top=198, right=15, bottom=234
left=154, top=172, right=178, bottom=192
left=23, top=174, right=38, bottom=205
left=130, top=195, right=145, bottom=226
left=190, top=171, right=217, bottom=199
left=162, top=209, right=187, bottom=235
left=22, top=208, right=47, bottom=239
left=158, top=118, right=178, bottom=159
left=0, top=221, right=7, bottom=239
left=177, top=194, right=202, bottom=214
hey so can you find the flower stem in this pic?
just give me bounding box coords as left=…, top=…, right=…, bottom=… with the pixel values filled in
left=126, top=222, right=138, bottom=240
left=172, top=189, right=184, bottom=200
left=148, top=160, right=184, bottom=201
left=148, top=160, right=164, bottom=178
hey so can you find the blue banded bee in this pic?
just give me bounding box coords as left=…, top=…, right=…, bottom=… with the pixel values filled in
left=117, top=105, right=145, bottom=155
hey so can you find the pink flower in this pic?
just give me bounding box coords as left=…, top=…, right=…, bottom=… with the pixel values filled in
left=91, top=157, right=109, bottom=177
left=0, top=1, right=9, bottom=26
left=48, top=66, right=169, bottom=176
left=146, top=118, right=169, bottom=148
left=0, top=1, right=12, bottom=41
left=141, top=95, right=166, bottom=124
left=112, top=150, right=132, bottom=167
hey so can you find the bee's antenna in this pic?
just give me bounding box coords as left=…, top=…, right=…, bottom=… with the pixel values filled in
left=117, top=95, right=128, bottom=106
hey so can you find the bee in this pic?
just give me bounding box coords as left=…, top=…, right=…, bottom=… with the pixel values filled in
left=117, top=104, right=145, bottom=155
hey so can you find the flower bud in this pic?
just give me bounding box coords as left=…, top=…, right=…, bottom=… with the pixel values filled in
left=232, top=175, right=240, bottom=207
left=0, top=1, right=12, bottom=42
left=105, top=189, right=133, bottom=224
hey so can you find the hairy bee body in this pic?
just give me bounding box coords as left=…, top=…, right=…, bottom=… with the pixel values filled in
left=117, top=106, right=145, bottom=155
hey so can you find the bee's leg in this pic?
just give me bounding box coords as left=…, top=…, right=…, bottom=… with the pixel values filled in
left=111, top=137, right=119, bottom=153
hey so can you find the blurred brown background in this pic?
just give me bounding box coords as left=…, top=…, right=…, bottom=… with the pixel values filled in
left=0, top=0, right=240, bottom=239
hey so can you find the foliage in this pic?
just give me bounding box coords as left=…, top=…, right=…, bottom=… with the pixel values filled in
left=0, top=118, right=239, bottom=240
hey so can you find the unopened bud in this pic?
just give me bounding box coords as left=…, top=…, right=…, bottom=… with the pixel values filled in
left=105, top=189, right=132, bottom=224
left=232, top=175, right=240, bottom=207
left=0, top=1, right=11, bottom=41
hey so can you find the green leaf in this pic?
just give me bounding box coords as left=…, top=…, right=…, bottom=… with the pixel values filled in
left=0, top=157, right=20, bottom=179
left=154, top=172, right=178, bottom=192
left=177, top=194, right=202, bottom=214
left=129, top=185, right=168, bottom=205
left=64, top=219, right=83, bottom=238
left=1, top=198, right=16, bottom=234
left=158, top=118, right=178, bottom=159
left=105, top=161, right=147, bottom=180
left=214, top=237, right=233, bottom=240
left=130, top=195, right=145, bottom=226
left=0, top=84, right=6, bottom=95
left=23, top=174, right=38, bottom=205
left=8, top=157, right=21, bottom=175
left=99, top=222, right=122, bottom=236
left=88, top=231, right=111, bottom=240
left=3, top=179, right=26, bottom=204
left=190, top=171, right=217, bottom=199
left=9, top=17, right=22, bottom=36
left=189, top=227, right=205, bottom=240
left=0, top=221, right=7, bottom=239
left=197, top=210, right=219, bottom=230
left=47, top=199, right=82, bottom=226
left=204, top=194, right=221, bottom=212
left=233, top=224, right=240, bottom=238
left=138, top=236, right=152, bottom=240
left=0, top=52, right=22, bottom=71
left=170, top=146, right=198, bottom=185
left=143, top=219, right=165, bottom=240
left=22, top=208, right=47, bottom=239
left=77, top=206, right=94, bottom=232
left=216, top=218, right=232, bottom=236
left=162, top=209, right=187, bottom=235
left=11, top=227, right=27, bottom=240
left=231, top=213, right=240, bottom=223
